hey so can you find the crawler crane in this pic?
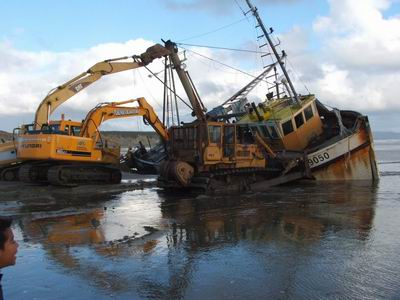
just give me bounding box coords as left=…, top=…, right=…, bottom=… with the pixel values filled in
left=156, top=41, right=297, bottom=192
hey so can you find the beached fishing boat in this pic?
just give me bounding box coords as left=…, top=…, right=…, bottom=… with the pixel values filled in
left=233, top=94, right=379, bottom=181
left=226, top=0, right=378, bottom=182
left=130, top=0, right=378, bottom=190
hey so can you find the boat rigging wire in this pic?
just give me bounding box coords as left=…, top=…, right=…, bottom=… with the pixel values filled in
left=176, top=17, right=248, bottom=42
left=131, top=69, right=163, bottom=111
left=270, top=33, right=312, bottom=96
left=143, top=65, right=193, bottom=110
left=178, top=45, right=275, bottom=85
left=176, top=43, right=269, bottom=54
left=234, top=0, right=247, bottom=15
left=286, top=57, right=311, bottom=95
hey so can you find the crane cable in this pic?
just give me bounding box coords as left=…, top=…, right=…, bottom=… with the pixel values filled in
left=176, top=17, right=248, bottom=42
left=176, top=43, right=269, bottom=55
left=142, top=65, right=193, bottom=110
left=178, top=45, right=275, bottom=85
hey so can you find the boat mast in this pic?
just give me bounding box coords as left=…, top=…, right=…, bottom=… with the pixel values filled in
left=244, top=0, right=300, bottom=105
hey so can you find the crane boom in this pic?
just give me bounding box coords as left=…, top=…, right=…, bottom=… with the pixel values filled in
left=164, top=40, right=207, bottom=122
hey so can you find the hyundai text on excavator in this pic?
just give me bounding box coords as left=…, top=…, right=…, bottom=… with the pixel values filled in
left=17, top=98, right=168, bottom=185
left=0, top=43, right=170, bottom=181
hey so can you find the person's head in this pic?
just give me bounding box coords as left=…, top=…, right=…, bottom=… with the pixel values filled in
left=0, top=218, right=18, bottom=268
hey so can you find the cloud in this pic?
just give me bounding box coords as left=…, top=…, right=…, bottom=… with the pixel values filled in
left=0, top=39, right=166, bottom=129
left=2, top=0, right=400, bottom=133
left=0, top=39, right=267, bottom=131
left=282, top=0, right=400, bottom=116
left=163, top=0, right=300, bottom=15
left=313, top=0, right=400, bottom=71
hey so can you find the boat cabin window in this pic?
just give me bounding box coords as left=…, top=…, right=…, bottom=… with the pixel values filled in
left=249, top=126, right=262, bottom=139
left=304, top=105, right=314, bottom=121
left=237, top=126, right=254, bottom=144
left=268, top=125, right=280, bottom=139
left=295, top=113, right=304, bottom=129
left=208, top=125, right=221, bottom=144
left=251, top=125, right=279, bottom=140
left=259, top=125, right=270, bottom=139
left=282, top=120, right=294, bottom=136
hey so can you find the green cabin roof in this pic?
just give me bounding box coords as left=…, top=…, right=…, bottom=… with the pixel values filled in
left=238, top=94, right=315, bottom=124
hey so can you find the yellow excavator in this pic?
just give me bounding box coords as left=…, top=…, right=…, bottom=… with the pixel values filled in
left=0, top=43, right=170, bottom=181
left=16, top=98, right=168, bottom=185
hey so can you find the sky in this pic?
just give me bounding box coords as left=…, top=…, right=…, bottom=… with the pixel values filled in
left=0, top=0, right=400, bottom=132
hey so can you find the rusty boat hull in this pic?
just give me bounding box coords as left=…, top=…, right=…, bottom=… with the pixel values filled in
left=306, top=115, right=379, bottom=181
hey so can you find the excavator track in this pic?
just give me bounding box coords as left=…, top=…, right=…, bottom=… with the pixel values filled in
left=0, top=165, right=21, bottom=181
left=47, top=164, right=122, bottom=186
left=19, top=164, right=50, bottom=184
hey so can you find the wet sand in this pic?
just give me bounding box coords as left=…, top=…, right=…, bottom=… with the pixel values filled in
left=0, top=172, right=157, bottom=204
left=0, top=148, right=400, bottom=299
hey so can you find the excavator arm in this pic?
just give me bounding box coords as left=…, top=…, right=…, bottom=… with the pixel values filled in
left=34, top=44, right=171, bottom=129
left=80, top=97, right=169, bottom=144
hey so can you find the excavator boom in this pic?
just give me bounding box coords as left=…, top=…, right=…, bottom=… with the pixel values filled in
left=34, top=44, right=170, bottom=129
left=81, top=97, right=168, bottom=143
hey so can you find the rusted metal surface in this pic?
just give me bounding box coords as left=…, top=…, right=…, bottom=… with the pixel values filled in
left=309, top=122, right=379, bottom=181
left=312, top=145, right=374, bottom=180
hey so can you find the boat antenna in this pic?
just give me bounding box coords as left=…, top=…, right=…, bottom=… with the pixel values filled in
left=244, top=0, right=300, bottom=105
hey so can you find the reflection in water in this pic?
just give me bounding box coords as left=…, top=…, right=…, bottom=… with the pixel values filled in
left=161, top=182, right=376, bottom=247
left=14, top=182, right=379, bottom=299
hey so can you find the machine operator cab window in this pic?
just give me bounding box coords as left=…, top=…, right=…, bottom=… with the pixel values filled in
left=172, top=126, right=197, bottom=149
left=208, top=125, right=221, bottom=144
left=21, top=124, right=36, bottom=134
left=40, top=124, right=62, bottom=134
left=71, top=126, right=81, bottom=136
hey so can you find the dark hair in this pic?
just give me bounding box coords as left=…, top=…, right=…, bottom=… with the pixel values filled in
left=0, top=218, right=12, bottom=250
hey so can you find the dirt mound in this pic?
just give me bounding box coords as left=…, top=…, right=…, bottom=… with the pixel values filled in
left=101, top=131, right=160, bottom=148
left=0, top=131, right=13, bottom=142
left=0, top=130, right=159, bottom=147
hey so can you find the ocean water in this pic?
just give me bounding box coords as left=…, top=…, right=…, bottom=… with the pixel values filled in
left=0, top=139, right=399, bottom=299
